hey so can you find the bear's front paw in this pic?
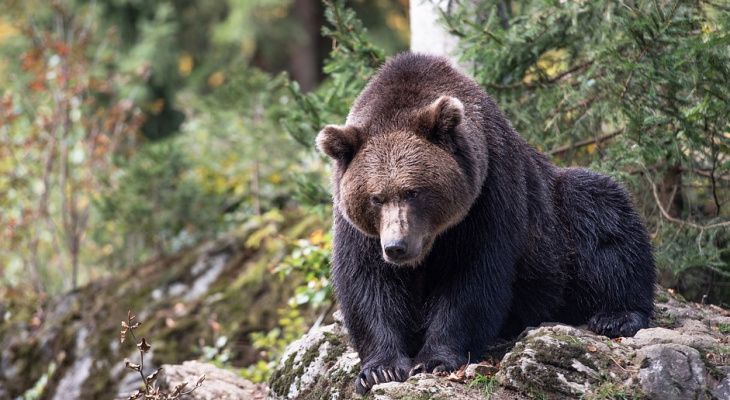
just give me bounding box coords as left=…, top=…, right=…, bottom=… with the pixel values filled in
left=355, top=363, right=408, bottom=394
left=408, top=360, right=457, bottom=377
left=588, top=310, right=649, bottom=338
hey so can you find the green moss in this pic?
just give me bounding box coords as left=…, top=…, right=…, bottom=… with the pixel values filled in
left=532, top=337, right=597, bottom=372
left=322, top=331, right=348, bottom=363
left=269, top=352, right=299, bottom=396
left=700, top=349, right=727, bottom=380
left=268, top=332, right=334, bottom=397
left=652, top=309, right=679, bottom=328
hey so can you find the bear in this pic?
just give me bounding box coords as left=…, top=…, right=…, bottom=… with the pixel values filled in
left=315, top=52, right=656, bottom=394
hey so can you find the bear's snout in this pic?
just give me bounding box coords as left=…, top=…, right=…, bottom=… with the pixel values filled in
left=383, top=239, right=408, bottom=261
left=380, top=233, right=425, bottom=265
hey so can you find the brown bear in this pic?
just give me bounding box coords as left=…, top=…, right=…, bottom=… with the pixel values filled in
left=316, top=52, right=656, bottom=394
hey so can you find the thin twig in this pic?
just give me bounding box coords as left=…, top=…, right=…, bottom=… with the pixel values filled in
left=549, top=129, right=624, bottom=156
left=650, top=178, right=730, bottom=231
left=490, top=60, right=594, bottom=90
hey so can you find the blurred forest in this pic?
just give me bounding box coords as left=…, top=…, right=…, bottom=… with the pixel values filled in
left=1, top=0, right=729, bottom=395
left=1, top=0, right=730, bottom=371
left=0, top=0, right=409, bottom=295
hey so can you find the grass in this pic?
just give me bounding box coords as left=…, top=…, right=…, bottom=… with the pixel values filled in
left=468, top=373, right=497, bottom=399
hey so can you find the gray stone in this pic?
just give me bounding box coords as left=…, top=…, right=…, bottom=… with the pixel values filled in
left=159, top=360, right=266, bottom=400
left=624, top=327, right=717, bottom=350
left=267, top=323, right=357, bottom=400
left=710, top=366, right=730, bottom=400
left=496, top=325, right=616, bottom=398
left=370, top=376, right=476, bottom=400
left=637, top=344, right=707, bottom=400
left=465, top=363, right=499, bottom=379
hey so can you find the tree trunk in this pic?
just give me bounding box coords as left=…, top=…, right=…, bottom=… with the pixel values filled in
left=409, top=0, right=460, bottom=63
left=288, top=0, right=324, bottom=92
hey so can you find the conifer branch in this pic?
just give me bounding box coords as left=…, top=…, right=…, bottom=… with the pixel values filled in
left=620, top=0, right=681, bottom=99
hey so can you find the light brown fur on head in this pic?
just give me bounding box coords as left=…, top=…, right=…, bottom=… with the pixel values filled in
left=317, top=96, right=474, bottom=265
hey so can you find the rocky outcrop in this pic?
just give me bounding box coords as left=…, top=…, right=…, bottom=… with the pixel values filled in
left=159, top=361, right=267, bottom=399
left=267, top=290, right=730, bottom=399
left=0, top=212, right=323, bottom=400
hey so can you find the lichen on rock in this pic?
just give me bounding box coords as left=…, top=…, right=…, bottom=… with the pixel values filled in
left=267, top=289, right=730, bottom=400
left=268, top=320, right=359, bottom=400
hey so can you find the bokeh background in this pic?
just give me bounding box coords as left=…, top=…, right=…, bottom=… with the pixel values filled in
left=1, top=0, right=729, bottom=398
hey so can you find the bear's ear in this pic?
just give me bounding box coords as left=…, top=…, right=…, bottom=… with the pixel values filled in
left=316, top=124, right=363, bottom=164
left=416, top=96, right=464, bottom=142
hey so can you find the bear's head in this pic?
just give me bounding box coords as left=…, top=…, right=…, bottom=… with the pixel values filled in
left=317, top=96, right=475, bottom=266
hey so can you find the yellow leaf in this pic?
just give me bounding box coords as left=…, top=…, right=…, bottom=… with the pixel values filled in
left=178, top=52, right=194, bottom=77
left=310, top=230, right=324, bottom=245
left=0, top=22, right=20, bottom=42
left=268, top=173, right=282, bottom=184
left=208, top=72, right=225, bottom=88
left=586, top=143, right=596, bottom=154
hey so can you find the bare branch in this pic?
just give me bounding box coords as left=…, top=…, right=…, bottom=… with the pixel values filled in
left=549, top=129, right=624, bottom=156
left=650, top=178, right=730, bottom=231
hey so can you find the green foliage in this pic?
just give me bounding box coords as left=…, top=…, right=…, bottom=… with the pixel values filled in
left=241, top=308, right=309, bottom=383
left=20, top=362, right=56, bottom=400
left=93, top=141, right=226, bottom=269
left=197, top=335, right=233, bottom=368
left=0, top=1, right=146, bottom=292
left=284, top=0, right=385, bottom=149
left=468, top=373, right=497, bottom=397
left=278, top=230, right=333, bottom=309
left=445, top=0, right=730, bottom=292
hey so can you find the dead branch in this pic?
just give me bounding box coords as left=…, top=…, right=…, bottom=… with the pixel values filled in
left=650, top=179, right=730, bottom=231
left=549, top=129, right=623, bottom=156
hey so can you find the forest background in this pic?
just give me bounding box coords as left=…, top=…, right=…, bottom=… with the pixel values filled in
left=1, top=0, right=729, bottom=387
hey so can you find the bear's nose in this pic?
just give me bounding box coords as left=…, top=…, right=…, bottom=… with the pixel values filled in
left=384, top=240, right=408, bottom=260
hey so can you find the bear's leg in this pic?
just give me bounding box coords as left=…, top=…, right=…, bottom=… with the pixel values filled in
left=340, top=265, right=417, bottom=394
left=410, top=259, right=513, bottom=376
left=556, top=169, right=656, bottom=338
left=331, top=217, right=420, bottom=393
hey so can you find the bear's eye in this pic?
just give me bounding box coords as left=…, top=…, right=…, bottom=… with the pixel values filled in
left=371, top=195, right=384, bottom=207
left=404, top=190, right=419, bottom=201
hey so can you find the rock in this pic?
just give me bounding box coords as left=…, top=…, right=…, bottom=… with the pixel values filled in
left=496, top=324, right=636, bottom=399
left=157, top=360, right=266, bottom=400
left=711, top=366, right=730, bottom=400
left=464, top=363, right=499, bottom=379
left=268, top=289, right=730, bottom=400
left=369, top=377, right=477, bottom=400
left=267, top=323, right=358, bottom=399
left=636, top=344, right=706, bottom=400
left=624, top=327, right=718, bottom=350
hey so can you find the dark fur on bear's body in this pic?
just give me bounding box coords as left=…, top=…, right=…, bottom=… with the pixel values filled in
left=316, top=53, right=656, bottom=394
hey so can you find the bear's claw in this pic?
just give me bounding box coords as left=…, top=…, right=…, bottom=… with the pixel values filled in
left=408, top=360, right=453, bottom=377
left=355, top=365, right=407, bottom=394
left=588, top=310, right=648, bottom=338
